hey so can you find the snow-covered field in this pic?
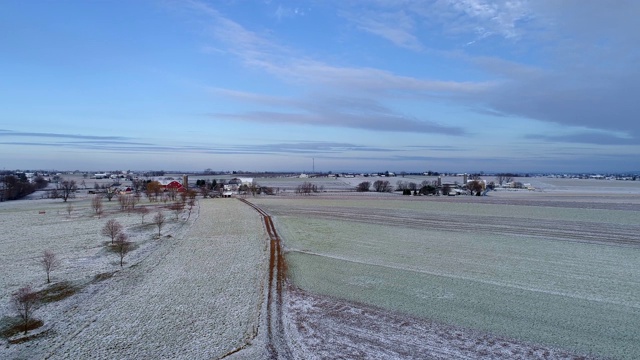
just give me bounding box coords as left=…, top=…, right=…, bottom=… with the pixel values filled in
left=2, top=177, right=639, bottom=359
left=252, top=185, right=640, bottom=359
left=1, top=197, right=269, bottom=359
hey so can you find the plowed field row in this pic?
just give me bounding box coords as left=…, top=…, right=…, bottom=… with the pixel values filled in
left=266, top=206, right=640, bottom=248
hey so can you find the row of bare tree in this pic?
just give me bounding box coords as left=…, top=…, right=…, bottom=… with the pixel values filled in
left=8, top=193, right=185, bottom=338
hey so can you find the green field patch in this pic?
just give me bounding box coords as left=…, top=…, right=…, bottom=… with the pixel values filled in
left=274, top=210, right=640, bottom=360
left=287, top=251, right=640, bottom=359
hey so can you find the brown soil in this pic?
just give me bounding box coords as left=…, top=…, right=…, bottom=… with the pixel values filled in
left=37, top=281, right=80, bottom=303
left=1, top=318, right=44, bottom=340
left=238, top=198, right=293, bottom=359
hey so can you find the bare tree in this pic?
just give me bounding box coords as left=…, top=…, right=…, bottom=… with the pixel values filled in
left=373, top=180, right=393, bottom=192
left=295, top=181, right=316, bottom=195
left=105, top=188, right=116, bottom=202
left=179, top=189, right=188, bottom=203
left=116, top=194, right=136, bottom=213
left=113, top=232, right=130, bottom=267
left=41, top=250, right=60, bottom=284
left=167, top=187, right=178, bottom=201
left=467, top=180, right=485, bottom=196
left=153, top=211, right=165, bottom=237
left=91, top=195, right=102, bottom=214
left=408, top=182, right=418, bottom=191
left=91, top=196, right=103, bottom=217
left=101, top=219, right=123, bottom=244
left=187, top=198, right=196, bottom=220
left=49, top=188, right=59, bottom=199
left=12, top=286, right=40, bottom=335
left=496, top=174, right=514, bottom=186
left=33, top=175, right=48, bottom=190
left=131, top=179, right=145, bottom=194
left=66, top=203, right=73, bottom=216
left=133, top=191, right=142, bottom=205
left=147, top=181, right=162, bottom=202
left=419, top=184, right=438, bottom=195
left=118, top=194, right=128, bottom=211
left=199, top=184, right=211, bottom=198
left=169, top=201, right=185, bottom=220
left=356, top=181, right=371, bottom=192
left=58, top=179, right=77, bottom=202
left=138, top=206, right=149, bottom=224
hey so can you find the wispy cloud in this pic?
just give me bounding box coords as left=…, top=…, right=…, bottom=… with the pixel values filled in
left=340, top=9, right=423, bottom=51
left=525, top=132, right=636, bottom=146
left=0, top=129, right=131, bottom=141
left=443, top=0, right=531, bottom=40
left=0, top=130, right=397, bottom=156
left=185, top=1, right=489, bottom=93
left=181, top=0, right=640, bottom=156
left=274, top=4, right=305, bottom=21
left=208, top=89, right=466, bottom=135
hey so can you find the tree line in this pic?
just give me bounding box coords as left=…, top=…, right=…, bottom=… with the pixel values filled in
left=0, top=173, right=48, bottom=201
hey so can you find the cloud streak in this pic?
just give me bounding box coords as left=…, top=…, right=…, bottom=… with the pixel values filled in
left=0, top=129, right=131, bottom=141
left=208, top=89, right=465, bottom=135
left=1, top=133, right=399, bottom=156
left=330, top=1, right=640, bottom=143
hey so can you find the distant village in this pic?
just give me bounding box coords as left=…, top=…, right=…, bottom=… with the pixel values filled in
left=1, top=168, right=638, bottom=202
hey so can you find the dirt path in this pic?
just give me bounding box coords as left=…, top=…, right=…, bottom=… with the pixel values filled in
left=238, top=198, right=292, bottom=359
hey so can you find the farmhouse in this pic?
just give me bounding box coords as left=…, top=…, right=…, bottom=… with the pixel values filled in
left=222, top=177, right=254, bottom=196
left=157, top=179, right=186, bottom=192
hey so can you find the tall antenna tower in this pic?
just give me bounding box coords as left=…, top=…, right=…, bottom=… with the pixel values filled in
left=312, top=158, right=315, bottom=174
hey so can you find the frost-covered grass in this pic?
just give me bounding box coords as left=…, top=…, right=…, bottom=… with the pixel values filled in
left=1, top=198, right=268, bottom=359
left=0, top=197, right=160, bottom=305
left=255, top=197, right=640, bottom=225
left=252, top=195, right=640, bottom=359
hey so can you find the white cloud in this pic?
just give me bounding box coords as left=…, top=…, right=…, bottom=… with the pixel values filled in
left=340, top=9, right=423, bottom=51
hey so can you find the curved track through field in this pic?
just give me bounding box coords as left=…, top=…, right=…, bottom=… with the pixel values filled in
left=238, top=198, right=292, bottom=359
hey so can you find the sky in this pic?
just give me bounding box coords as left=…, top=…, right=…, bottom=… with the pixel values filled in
left=1, top=0, right=639, bottom=174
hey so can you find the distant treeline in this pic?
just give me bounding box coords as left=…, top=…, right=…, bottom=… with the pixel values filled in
left=0, top=172, right=48, bottom=201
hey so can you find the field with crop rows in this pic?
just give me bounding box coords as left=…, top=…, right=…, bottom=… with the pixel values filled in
left=252, top=193, right=640, bottom=359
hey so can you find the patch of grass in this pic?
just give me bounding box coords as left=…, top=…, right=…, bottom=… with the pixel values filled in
left=37, top=281, right=80, bottom=303
left=0, top=317, right=43, bottom=339
left=105, top=241, right=139, bottom=253
left=92, top=271, right=115, bottom=283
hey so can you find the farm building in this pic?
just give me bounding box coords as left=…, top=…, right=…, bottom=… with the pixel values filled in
left=158, top=179, right=186, bottom=192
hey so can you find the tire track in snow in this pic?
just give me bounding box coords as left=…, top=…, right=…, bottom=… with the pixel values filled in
left=238, top=198, right=292, bottom=359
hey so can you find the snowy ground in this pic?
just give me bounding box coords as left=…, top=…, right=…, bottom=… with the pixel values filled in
left=283, top=287, right=600, bottom=360
left=1, top=198, right=269, bottom=359
left=2, top=177, right=639, bottom=359
left=253, top=185, right=640, bottom=360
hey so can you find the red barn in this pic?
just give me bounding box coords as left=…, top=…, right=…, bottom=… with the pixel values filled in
left=160, top=180, right=186, bottom=192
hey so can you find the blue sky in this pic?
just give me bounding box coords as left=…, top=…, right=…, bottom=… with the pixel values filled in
left=1, top=0, right=639, bottom=173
